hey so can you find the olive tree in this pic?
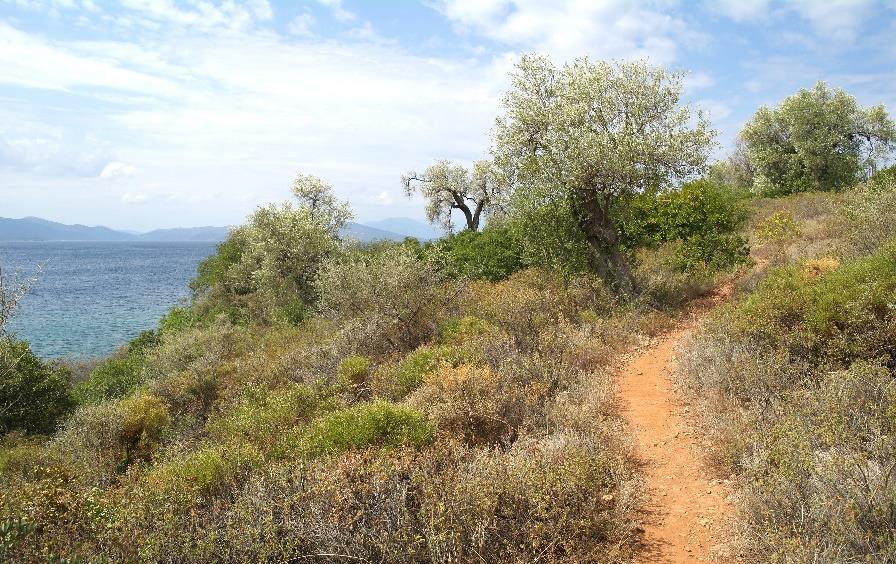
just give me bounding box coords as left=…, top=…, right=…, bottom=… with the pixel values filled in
left=493, top=55, right=715, bottom=293
left=214, top=174, right=351, bottom=321
left=742, top=82, right=896, bottom=195
left=402, top=159, right=501, bottom=232
left=316, top=245, right=447, bottom=352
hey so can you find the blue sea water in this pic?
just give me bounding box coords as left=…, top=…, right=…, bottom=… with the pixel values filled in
left=0, top=242, right=217, bottom=359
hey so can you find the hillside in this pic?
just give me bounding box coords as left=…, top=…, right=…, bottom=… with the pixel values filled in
left=0, top=217, right=408, bottom=243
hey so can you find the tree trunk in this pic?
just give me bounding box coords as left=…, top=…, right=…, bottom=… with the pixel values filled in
left=576, top=190, right=638, bottom=295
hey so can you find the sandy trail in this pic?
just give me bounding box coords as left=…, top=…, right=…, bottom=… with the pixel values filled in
left=618, top=289, right=735, bottom=563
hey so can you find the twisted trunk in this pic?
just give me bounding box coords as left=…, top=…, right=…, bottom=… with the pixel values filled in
left=575, top=189, right=638, bottom=295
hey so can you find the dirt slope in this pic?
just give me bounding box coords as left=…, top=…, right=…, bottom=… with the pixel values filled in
left=618, top=289, right=736, bottom=563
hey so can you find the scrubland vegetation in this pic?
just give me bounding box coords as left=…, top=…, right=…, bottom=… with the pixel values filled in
left=1, top=54, right=895, bottom=563
left=682, top=173, right=896, bottom=560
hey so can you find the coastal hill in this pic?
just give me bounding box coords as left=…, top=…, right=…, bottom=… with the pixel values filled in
left=0, top=216, right=434, bottom=243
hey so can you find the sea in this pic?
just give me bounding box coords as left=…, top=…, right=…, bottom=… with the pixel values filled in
left=0, top=242, right=217, bottom=359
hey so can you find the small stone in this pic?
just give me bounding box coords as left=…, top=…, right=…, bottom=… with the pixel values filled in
left=602, top=494, right=614, bottom=502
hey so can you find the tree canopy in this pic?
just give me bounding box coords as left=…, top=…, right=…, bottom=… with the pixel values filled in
left=742, top=81, right=896, bottom=196
left=493, top=54, right=715, bottom=293
left=402, top=159, right=501, bottom=232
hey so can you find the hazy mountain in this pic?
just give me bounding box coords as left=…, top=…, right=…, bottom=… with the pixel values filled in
left=0, top=217, right=136, bottom=242
left=339, top=222, right=405, bottom=242
left=0, top=217, right=407, bottom=244
left=138, top=226, right=232, bottom=242
left=364, top=217, right=444, bottom=241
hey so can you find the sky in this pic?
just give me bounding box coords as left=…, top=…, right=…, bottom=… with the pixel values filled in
left=1, top=0, right=895, bottom=231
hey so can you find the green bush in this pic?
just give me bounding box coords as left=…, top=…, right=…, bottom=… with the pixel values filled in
left=336, top=355, right=371, bottom=391
left=871, top=164, right=896, bottom=188
left=436, top=315, right=493, bottom=346
left=623, top=178, right=750, bottom=272
left=278, top=401, right=433, bottom=458
left=434, top=226, right=523, bottom=281
left=74, top=354, right=145, bottom=405
left=372, top=345, right=458, bottom=400
left=732, top=244, right=896, bottom=366
left=0, top=338, right=74, bottom=435
left=207, top=383, right=335, bottom=449
left=189, top=237, right=242, bottom=295
left=118, top=394, right=171, bottom=465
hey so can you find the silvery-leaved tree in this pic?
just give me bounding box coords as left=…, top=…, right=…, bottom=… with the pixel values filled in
left=224, top=174, right=352, bottom=317
left=741, top=82, right=896, bottom=196
left=401, top=159, right=502, bottom=232
left=493, top=54, right=715, bottom=294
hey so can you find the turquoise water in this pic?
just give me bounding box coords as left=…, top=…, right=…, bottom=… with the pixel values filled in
left=0, top=242, right=217, bottom=359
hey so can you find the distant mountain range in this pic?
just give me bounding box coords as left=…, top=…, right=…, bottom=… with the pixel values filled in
left=0, top=216, right=440, bottom=243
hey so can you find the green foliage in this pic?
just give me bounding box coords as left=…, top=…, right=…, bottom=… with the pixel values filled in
left=336, top=355, right=371, bottom=390
left=316, top=245, right=446, bottom=352
left=871, top=164, right=896, bottom=188
left=146, top=445, right=259, bottom=499
left=372, top=345, right=458, bottom=400
left=280, top=401, right=433, bottom=458
left=434, top=226, right=523, bottom=281
left=0, top=338, right=74, bottom=435
left=74, top=354, right=145, bottom=405
left=732, top=245, right=896, bottom=366
left=0, top=517, right=35, bottom=561
left=189, top=237, right=242, bottom=295
left=185, top=174, right=351, bottom=324
left=507, top=197, right=592, bottom=275
left=495, top=54, right=715, bottom=292
left=118, top=394, right=171, bottom=465
left=158, top=306, right=193, bottom=334
left=842, top=175, right=896, bottom=255
left=742, top=82, right=896, bottom=196
left=74, top=325, right=172, bottom=406
left=623, top=179, right=750, bottom=272
left=753, top=210, right=801, bottom=244
left=437, top=316, right=493, bottom=346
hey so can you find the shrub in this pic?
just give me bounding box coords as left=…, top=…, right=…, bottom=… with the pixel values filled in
left=277, top=401, right=433, bottom=459
left=0, top=338, right=74, bottom=435
left=730, top=244, right=896, bottom=367
left=841, top=176, right=896, bottom=256
left=74, top=354, right=145, bottom=405
left=436, top=315, right=493, bottom=346
left=622, top=178, right=750, bottom=272
left=410, top=364, right=527, bottom=445
left=207, top=383, right=335, bottom=450
left=316, top=245, right=448, bottom=353
left=434, top=226, right=523, bottom=281
left=118, top=394, right=171, bottom=465
left=871, top=164, right=896, bottom=188
left=754, top=210, right=801, bottom=244
left=145, top=445, right=259, bottom=499
left=336, top=355, right=371, bottom=392
left=370, top=345, right=459, bottom=400
left=202, top=435, right=636, bottom=563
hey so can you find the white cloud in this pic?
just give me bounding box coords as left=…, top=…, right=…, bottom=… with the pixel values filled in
left=0, top=18, right=505, bottom=226
left=121, top=192, right=148, bottom=204
left=100, top=161, right=136, bottom=179
left=315, top=0, right=355, bottom=23
left=683, top=71, right=715, bottom=93
left=375, top=190, right=394, bottom=205
left=433, top=0, right=703, bottom=64
left=789, top=0, right=875, bottom=41
left=709, top=0, right=771, bottom=22
left=288, top=12, right=316, bottom=37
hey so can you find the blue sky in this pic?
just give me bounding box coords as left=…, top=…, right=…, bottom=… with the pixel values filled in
left=1, top=0, right=895, bottom=230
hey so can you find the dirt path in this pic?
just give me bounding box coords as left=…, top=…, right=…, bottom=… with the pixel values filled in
left=618, top=289, right=735, bottom=563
